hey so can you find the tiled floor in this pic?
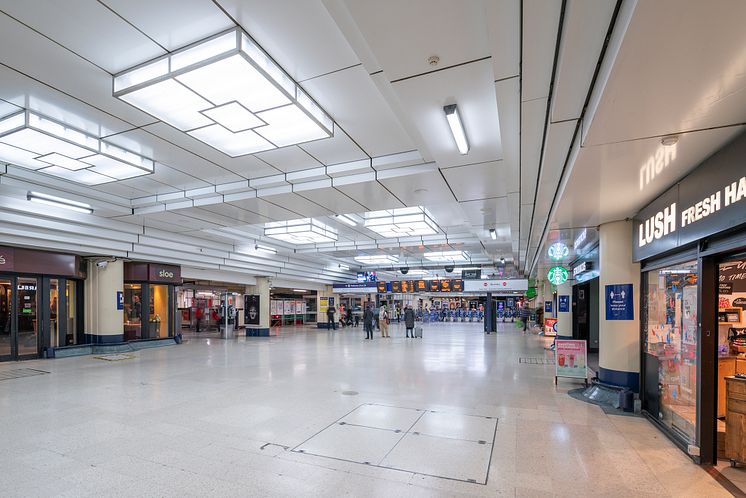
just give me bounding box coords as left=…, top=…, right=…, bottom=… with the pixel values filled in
left=0, top=321, right=742, bottom=497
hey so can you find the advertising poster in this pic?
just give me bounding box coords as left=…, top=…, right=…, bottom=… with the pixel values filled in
left=284, top=301, right=294, bottom=315
left=544, top=317, right=557, bottom=337
left=682, top=286, right=697, bottom=345
left=544, top=300, right=552, bottom=313
left=318, top=297, right=328, bottom=315
left=558, top=295, right=570, bottom=313
left=245, top=295, right=260, bottom=325
left=605, top=284, right=634, bottom=320
left=555, top=339, right=587, bottom=380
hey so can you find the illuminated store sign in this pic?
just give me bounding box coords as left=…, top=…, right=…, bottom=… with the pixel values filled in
left=633, top=133, right=746, bottom=261
left=547, top=242, right=569, bottom=261
left=547, top=266, right=568, bottom=285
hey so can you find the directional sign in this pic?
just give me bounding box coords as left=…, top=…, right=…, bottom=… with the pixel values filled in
left=605, top=284, right=634, bottom=320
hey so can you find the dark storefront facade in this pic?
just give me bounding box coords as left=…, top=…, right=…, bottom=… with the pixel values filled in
left=123, top=262, right=180, bottom=341
left=0, top=246, right=85, bottom=361
left=634, top=131, right=746, bottom=463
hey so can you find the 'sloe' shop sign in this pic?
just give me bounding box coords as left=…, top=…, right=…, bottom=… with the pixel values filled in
left=633, top=132, right=746, bottom=261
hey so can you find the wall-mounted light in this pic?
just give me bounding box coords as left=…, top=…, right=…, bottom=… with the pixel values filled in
left=27, top=191, right=93, bottom=214
left=443, top=104, right=469, bottom=155
left=489, top=228, right=497, bottom=240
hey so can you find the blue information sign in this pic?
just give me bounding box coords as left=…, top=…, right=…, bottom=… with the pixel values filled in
left=117, top=291, right=124, bottom=310
left=605, top=284, right=634, bottom=320
left=558, top=295, right=570, bottom=313
left=545, top=300, right=552, bottom=313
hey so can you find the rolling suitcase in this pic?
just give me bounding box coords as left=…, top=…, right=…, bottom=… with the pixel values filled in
left=414, top=326, right=423, bottom=338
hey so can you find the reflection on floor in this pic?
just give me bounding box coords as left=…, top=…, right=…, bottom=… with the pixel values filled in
left=0, top=322, right=741, bottom=497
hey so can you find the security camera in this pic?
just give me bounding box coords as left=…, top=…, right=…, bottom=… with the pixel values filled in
left=444, top=266, right=454, bottom=273
left=96, top=260, right=108, bottom=269
left=400, top=267, right=409, bottom=275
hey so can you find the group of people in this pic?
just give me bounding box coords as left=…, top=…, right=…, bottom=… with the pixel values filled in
left=326, top=303, right=419, bottom=340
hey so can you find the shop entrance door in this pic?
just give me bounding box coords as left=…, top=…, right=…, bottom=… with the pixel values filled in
left=0, top=276, right=12, bottom=361
left=16, top=276, right=40, bottom=359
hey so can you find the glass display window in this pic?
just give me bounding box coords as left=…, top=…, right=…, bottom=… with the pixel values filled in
left=123, top=283, right=142, bottom=340
left=643, top=260, right=699, bottom=444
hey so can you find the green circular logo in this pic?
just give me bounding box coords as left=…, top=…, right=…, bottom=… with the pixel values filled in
left=547, top=266, right=568, bottom=285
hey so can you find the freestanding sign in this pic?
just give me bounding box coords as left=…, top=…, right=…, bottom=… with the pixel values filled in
left=605, top=284, right=634, bottom=320
left=555, top=339, right=588, bottom=385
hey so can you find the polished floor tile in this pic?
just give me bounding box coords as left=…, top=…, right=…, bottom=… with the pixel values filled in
left=0, top=321, right=741, bottom=497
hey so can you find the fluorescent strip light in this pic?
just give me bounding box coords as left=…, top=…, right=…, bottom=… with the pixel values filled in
left=443, top=104, right=469, bottom=155
left=335, top=214, right=357, bottom=227
left=255, top=244, right=277, bottom=254
left=489, top=228, right=497, bottom=240
left=293, top=289, right=307, bottom=293
left=424, top=251, right=469, bottom=262
left=27, top=191, right=93, bottom=214
left=114, top=27, right=334, bottom=156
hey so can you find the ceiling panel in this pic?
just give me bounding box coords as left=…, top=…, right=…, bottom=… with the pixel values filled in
left=551, top=0, right=616, bottom=122
left=342, top=0, right=490, bottom=81
left=520, top=97, right=547, bottom=207
left=259, top=192, right=332, bottom=218
left=197, top=203, right=273, bottom=225
left=301, top=65, right=415, bottom=157
left=255, top=146, right=324, bottom=173
left=0, top=11, right=153, bottom=126
left=377, top=171, right=455, bottom=208
left=460, top=197, right=511, bottom=227
left=228, top=197, right=301, bottom=221
left=390, top=59, right=502, bottom=169
left=298, top=126, right=367, bottom=166
left=217, top=0, right=360, bottom=82
left=101, top=0, right=233, bottom=52
left=583, top=0, right=746, bottom=146
left=522, top=0, right=562, bottom=102
left=494, top=77, right=521, bottom=193
left=142, top=122, right=280, bottom=179
left=442, top=161, right=507, bottom=202
left=485, top=0, right=521, bottom=81
left=0, top=0, right=167, bottom=74
left=334, top=180, right=404, bottom=212
left=554, top=125, right=746, bottom=229
left=296, top=188, right=366, bottom=214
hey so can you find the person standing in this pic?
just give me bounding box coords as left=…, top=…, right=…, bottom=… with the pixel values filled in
left=404, top=306, right=415, bottom=338
left=327, top=305, right=336, bottom=330
left=363, top=305, right=374, bottom=340
left=519, top=305, right=530, bottom=333
left=379, top=305, right=389, bottom=338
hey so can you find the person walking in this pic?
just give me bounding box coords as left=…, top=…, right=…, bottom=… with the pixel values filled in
left=363, top=305, right=374, bottom=340
left=519, top=305, right=530, bottom=333
left=404, top=306, right=416, bottom=338
left=327, top=305, right=336, bottom=330
left=379, top=305, right=389, bottom=338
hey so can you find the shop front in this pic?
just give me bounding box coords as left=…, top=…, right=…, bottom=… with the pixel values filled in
left=634, top=131, right=746, bottom=464
left=0, top=246, right=85, bottom=361
left=123, top=262, right=180, bottom=341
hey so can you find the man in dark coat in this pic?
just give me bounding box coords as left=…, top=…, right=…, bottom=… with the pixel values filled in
left=404, top=306, right=416, bottom=338
left=363, top=305, right=374, bottom=340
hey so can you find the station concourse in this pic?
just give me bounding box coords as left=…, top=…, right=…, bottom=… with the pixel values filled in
left=1, top=1, right=746, bottom=496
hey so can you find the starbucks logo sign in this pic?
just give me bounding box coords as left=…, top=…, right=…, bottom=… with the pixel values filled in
left=547, top=266, right=568, bottom=285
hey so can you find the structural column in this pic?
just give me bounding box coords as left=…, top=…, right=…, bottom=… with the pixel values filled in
left=598, top=220, right=640, bottom=390
left=556, top=280, right=573, bottom=339
left=245, top=276, right=270, bottom=336
left=84, top=259, right=123, bottom=343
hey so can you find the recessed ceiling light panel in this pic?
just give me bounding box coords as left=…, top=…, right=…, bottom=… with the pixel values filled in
left=0, top=110, right=154, bottom=185
left=363, top=206, right=438, bottom=238
left=264, top=218, right=338, bottom=244
left=114, top=27, right=334, bottom=157
left=424, top=250, right=469, bottom=262
left=354, top=255, right=399, bottom=265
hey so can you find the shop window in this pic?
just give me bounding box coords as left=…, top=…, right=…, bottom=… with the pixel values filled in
left=149, top=284, right=170, bottom=338
left=65, top=280, right=77, bottom=346
left=0, top=278, right=10, bottom=357
left=123, top=283, right=142, bottom=341
left=49, top=279, right=59, bottom=347
left=643, top=261, right=698, bottom=444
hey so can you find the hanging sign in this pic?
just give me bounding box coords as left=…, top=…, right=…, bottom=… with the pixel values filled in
left=547, top=242, right=569, bottom=261
left=547, top=266, right=568, bottom=285
left=605, top=284, right=634, bottom=320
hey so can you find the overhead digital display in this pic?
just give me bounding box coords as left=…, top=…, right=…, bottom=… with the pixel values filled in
left=416, top=280, right=427, bottom=291
left=452, top=279, right=463, bottom=292
left=377, top=281, right=386, bottom=293
left=440, top=280, right=451, bottom=292
left=428, top=280, right=440, bottom=292
left=391, top=281, right=401, bottom=293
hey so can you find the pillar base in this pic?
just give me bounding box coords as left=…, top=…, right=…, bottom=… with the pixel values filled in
left=246, top=327, right=270, bottom=337
left=598, top=366, right=639, bottom=392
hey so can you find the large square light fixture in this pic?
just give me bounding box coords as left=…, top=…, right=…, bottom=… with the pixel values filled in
left=114, top=28, right=334, bottom=157
left=424, top=250, right=469, bottom=262
left=264, top=218, right=337, bottom=244
left=0, top=110, right=154, bottom=185
left=363, top=206, right=438, bottom=238
left=354, top=255, right=399, bottom=265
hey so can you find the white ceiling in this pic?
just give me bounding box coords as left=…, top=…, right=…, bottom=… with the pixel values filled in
left=0, top=0, right=744, bottom=287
